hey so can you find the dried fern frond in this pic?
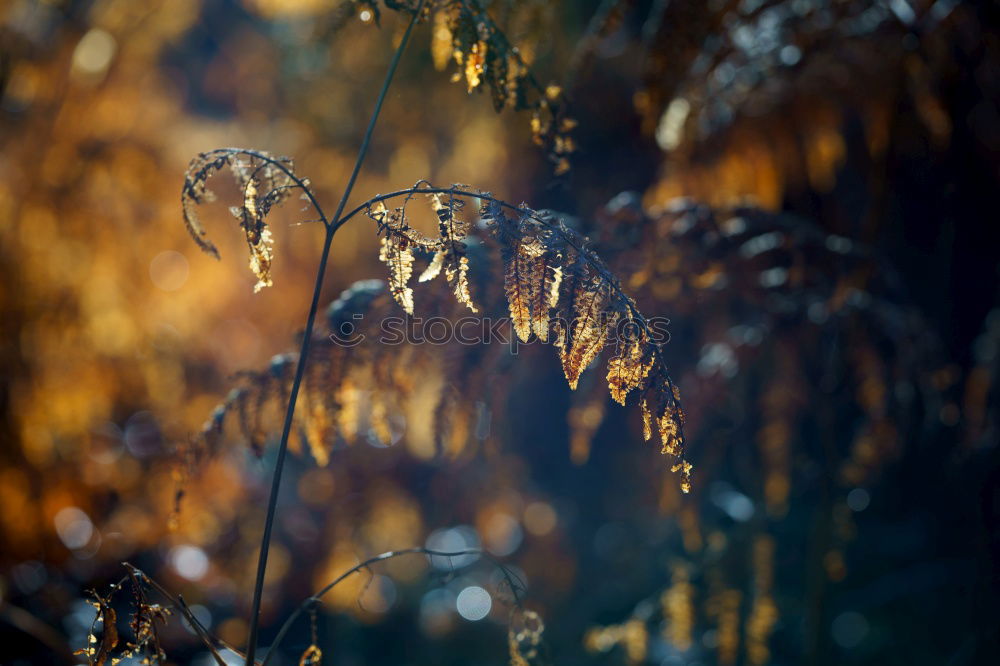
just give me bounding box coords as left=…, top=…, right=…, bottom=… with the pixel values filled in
left=488, top=206, right=688, bottom=487
left=364, top=0, right=576, bottom=173
left=189, top=176, right=692, bottom=491
left=181, top=148, right=316, bottom=292
left=75, top=572, right=182, bottom=666
left=78, top=562, right=303, bottom=664
left=411, top=185, right=689, bottom=485
left=498, top=214, right=564, bottom=343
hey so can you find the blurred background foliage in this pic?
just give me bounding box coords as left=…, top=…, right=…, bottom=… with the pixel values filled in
left=1, top=0, right=998, bottom=664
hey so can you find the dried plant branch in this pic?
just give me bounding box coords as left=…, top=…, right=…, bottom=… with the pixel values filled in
left=123, top=564, right=237, bottom=666
left=184, top=174, right=691, bottom=489
left=348, top=184, right=689, bottom=486
left=262, top=547, right=524, bottom=665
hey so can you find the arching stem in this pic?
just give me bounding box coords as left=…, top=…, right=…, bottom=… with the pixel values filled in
left=261, top=548, right=524, bottom=665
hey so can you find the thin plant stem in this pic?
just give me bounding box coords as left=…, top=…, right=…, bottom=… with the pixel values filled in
left=243, top=221, right=332, bottom=666
left=243, top=4, right=425, bottom=664
left=262, top=548, right=524, bottom=665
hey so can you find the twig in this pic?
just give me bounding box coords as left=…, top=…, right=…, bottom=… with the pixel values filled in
left=261, top=547, right=523, bottom=665
left=125, top=568, right=167, bottom=664
left=124, top=563, right=238, bottom=665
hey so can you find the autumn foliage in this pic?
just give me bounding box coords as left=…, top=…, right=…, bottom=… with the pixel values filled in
left=2, top=1, right=999, bottom=665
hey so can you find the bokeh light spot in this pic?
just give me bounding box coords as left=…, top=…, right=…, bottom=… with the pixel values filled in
left=847, top=488, right=870, bottom=512
left=456, top=585, right=491, bottom=621
left=482, top=512, right=522, bottom=556
left=523, top=501, right=558, bottom=536
left=169, top=544, right=209, bottom=581
left=54, top=507, right=94, bottom=550
left=124, top=411, right=163, bottom=459
left=71, top=29, right=116, bottom=80
left=181, top=604, right=213, bottom=635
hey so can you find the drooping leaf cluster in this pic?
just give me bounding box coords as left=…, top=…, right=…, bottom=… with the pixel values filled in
left=354, top=0, right=575, bottom=173
left=365, top=186, right=688, bottom=484
left=181, top=150, right=303, bottom=293
left=178, top=142, right=953, bottom=530
left=181, top=150, right=691, bottom=489
left=372, top=189, right=479, bottom=314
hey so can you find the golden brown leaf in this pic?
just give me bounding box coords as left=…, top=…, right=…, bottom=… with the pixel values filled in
left=607, top=325, right=655, bottom=405
left=427, top=193, right=478, bottom=312
left=643, top=370, right=691, bottom=492
left=505, top=241, right=536, bottom=343
left=561, top=275, right=617, bottom=390
left=545, top=262, right=563, bottom=309
left=641, top=397, right=653, bottom=441
left=445, top=254, right=477, bottom=313
left=247, top=227, right=275, bottom=293
left=378, top=234, right=415, bottom=315
left=528, top=254, right=553, bottom=342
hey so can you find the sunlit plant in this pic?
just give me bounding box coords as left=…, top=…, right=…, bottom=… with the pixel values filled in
left=76, top=1, right=689, bottom=664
